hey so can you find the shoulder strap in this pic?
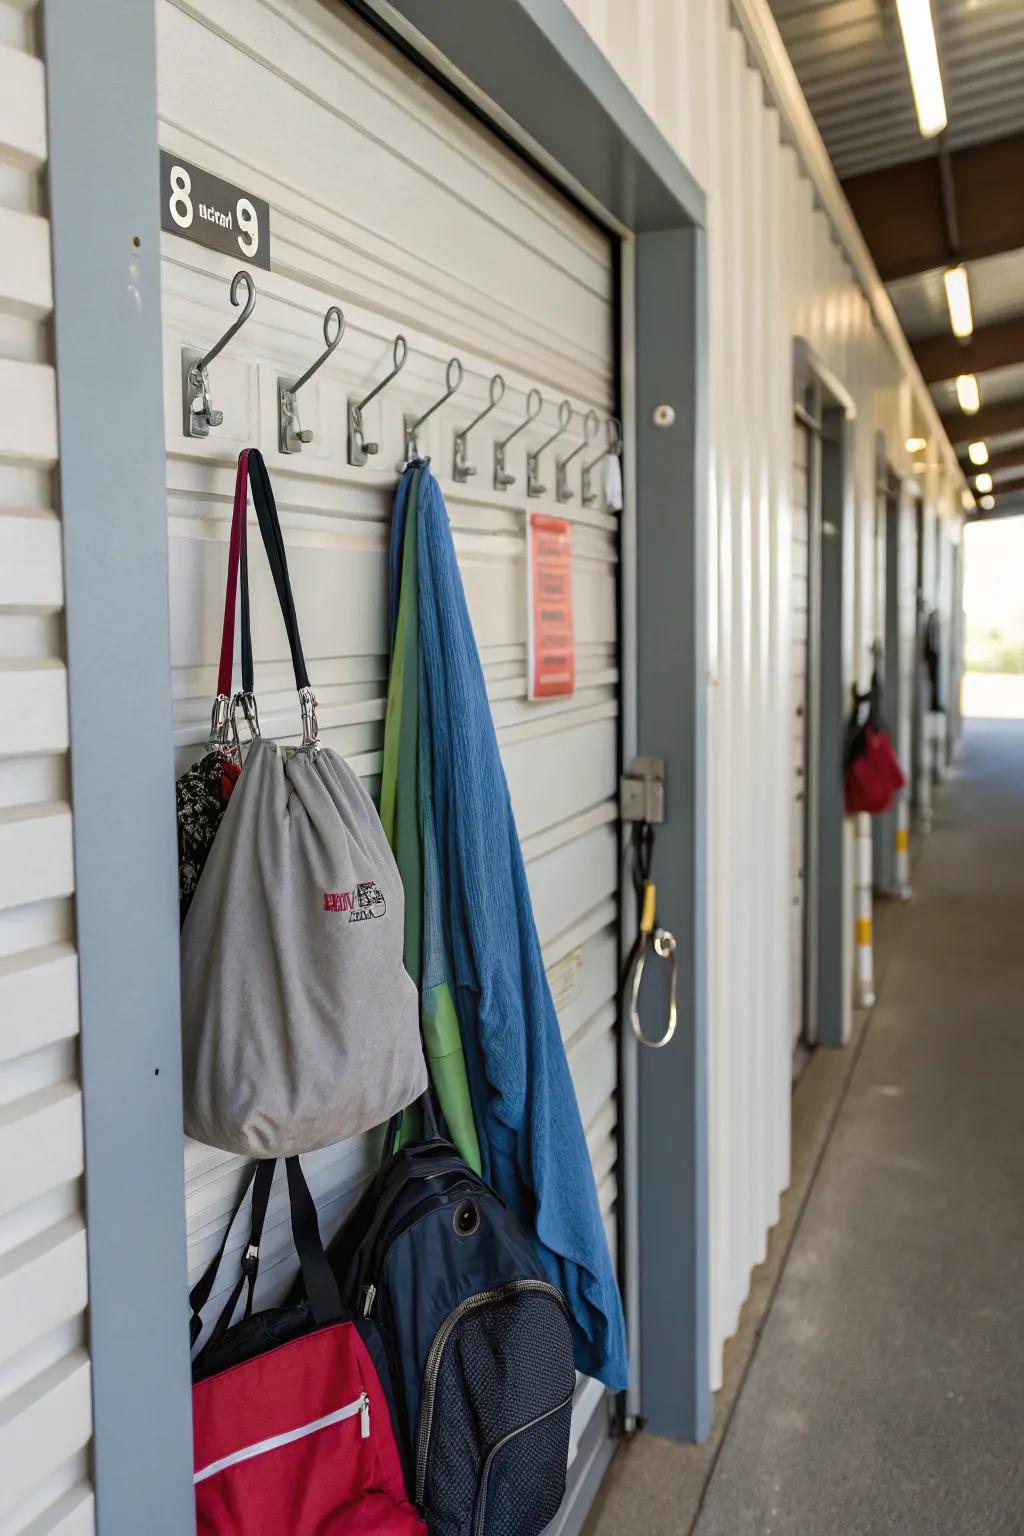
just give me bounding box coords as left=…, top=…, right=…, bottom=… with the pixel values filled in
left=190, top=1156, right=341, bottom=1358
left=286, top=1157, right=342, bottom=1326
left=216, top=450, right=251, bottom=701
left=240, top=449, right=310, bottom=696
left=189, top=1158, right=274, bottom=1349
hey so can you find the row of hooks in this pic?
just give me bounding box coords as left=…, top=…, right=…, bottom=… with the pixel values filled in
left=182, top=270, right=623, bottom=504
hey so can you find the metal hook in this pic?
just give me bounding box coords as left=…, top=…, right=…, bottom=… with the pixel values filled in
left=348, top=334, right=408, bottom=466
left=494, top=387, right=543, bottom=491
left=630, top=927, right=678, bottom=1049
left=279, top=305, right=345, bottom=454
left=527, top=398, right=572, bottom=499
left=404, top=357, right=464, bottom=465
left=556, top=408, right=599, bottom=503
left=182, top=270, right=257, bottom=439
left=453, top=373, right=505, bottom=483
left=581, top=414, right=623, bottom=507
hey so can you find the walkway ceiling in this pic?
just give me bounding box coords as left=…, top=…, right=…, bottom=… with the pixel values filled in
left=768, top=0, right=1024, bottom=522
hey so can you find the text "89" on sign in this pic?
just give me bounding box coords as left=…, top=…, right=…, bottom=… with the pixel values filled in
left=159, top=152, right=271, bottom=270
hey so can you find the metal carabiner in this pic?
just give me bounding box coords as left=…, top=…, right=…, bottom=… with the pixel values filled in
left=629, top=923, right=678, bottom=1050
left=625, top=852, right=678, bottom=1050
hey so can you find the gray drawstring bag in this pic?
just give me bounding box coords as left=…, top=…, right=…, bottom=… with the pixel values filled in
left=180, top=450, right=425, bottom=1157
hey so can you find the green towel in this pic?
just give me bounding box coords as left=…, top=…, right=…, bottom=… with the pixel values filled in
left=381, top=471, right=481, bottom=1171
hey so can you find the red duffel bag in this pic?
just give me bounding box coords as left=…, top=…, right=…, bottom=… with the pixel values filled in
left=843, top=677, right=905, bottom=816
left=190, top=1158, right=425, bottom=1536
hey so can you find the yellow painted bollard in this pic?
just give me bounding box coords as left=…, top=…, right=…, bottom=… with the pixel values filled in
left=854, top=813, right=876, bottom=1009
left=894, top=801, right=912, bottom=901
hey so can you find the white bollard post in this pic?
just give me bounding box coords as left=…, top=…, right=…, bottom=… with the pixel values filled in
left=894, top=795, right=912, bottom=900
left=854, top=813, right=876, bottom=1009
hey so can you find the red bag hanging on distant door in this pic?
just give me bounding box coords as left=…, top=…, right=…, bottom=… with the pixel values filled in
left=843, top=676, right=905, bottom=816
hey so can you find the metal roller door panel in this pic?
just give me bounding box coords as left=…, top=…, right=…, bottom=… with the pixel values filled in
left=157, top=0, right=622, bottom=1502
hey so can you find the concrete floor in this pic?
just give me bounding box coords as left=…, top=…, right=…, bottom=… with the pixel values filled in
left=590, top=718, right=1024, bottom=1535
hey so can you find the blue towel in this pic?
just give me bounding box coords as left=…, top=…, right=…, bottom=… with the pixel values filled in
left=396, top=463, right=628, bottom=1390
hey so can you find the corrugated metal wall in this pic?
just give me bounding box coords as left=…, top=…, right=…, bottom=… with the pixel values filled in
left=563, top=0, right=958, bottom=1388
left=0, top=2, right=94, bottom=1530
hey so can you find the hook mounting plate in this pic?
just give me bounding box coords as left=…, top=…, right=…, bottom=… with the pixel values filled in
left=182, top=347, right=222, bottom=439
left=278, top=377, right=314, bottom=454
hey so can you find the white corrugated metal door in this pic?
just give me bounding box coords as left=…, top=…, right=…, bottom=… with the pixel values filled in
left=157, top=0, right=621, bottom=1512
left=0, top=4, right=95, bottom=1531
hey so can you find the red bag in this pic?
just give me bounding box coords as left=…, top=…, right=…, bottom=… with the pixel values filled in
left=844, top=725, right=905, bottom=815
left=191, top=1160, right=425, bottom=1536
left=193, top=1322, right=423, bottom=1535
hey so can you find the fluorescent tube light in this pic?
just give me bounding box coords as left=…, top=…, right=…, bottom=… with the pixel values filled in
left=956, top=374, right=981, bottom=415
left=896, top=0, right=948, bottom=138
left=944, top=265, right=974, bottom=339
left=905, top=436, right=927, bottom=453
left=968, top=441, right=989, bottom=466
left=975, top=472, right=993, bottom=493
left=979, top=494, right=995, bottom=511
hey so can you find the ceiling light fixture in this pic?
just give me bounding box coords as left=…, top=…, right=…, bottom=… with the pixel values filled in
left=896, top=0, right=948, bottom=138
left=979, top=494, right=995, bottom=511
left=905, top=436, right=927, bottom=453
left=968, top=441, right=989, bottom=466
left=956, top=374, right=981, bottom=415
left=975, top=472, right=993, bottom=494
left=943, top=264, right=974, bottom=339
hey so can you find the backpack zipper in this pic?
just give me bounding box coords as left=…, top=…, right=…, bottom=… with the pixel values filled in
left=194, top=1390, right=370, bottom=1485
left=361, top=1181, right=481, bottom=1318
left=414, top=1280, right=568, bottom=1506
left=472, top=1390, right=575, bottom=1536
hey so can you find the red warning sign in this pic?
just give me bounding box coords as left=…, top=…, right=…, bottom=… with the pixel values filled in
left=527, top=513, right=575, bottom=700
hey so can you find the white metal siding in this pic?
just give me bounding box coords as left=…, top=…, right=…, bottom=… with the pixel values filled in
left=0, top=3, right=94, bottom=1531
left=157, top=0, right=619, bottom=1471
left=562, top=0, right=947, bottom=1388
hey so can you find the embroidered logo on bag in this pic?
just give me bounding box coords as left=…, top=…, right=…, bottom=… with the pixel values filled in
left=323, top=881, right=387, bottom=922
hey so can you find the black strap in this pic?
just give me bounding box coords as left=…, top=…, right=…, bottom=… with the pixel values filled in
left=190, top=1156, right=340, bottom=1356
left=286, top=1157, right=342, bottom=1326
left=200, top=1160, right=276, bottom=1357
left=239, top=450, right=310, bottom=696
left=189, top=1160, right=275, bottom=1349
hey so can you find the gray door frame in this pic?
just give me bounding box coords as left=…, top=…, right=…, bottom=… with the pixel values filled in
left=794, top=341, right=854, bottom=1050
left=44, top=3, right=712, bottom=1531
left=874, top=458, right=902, bottom=897
left=911, top=496, right=928, bottom=828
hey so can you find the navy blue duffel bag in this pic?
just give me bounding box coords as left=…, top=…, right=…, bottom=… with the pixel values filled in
left=326, top=1099, right=576, bottom=1536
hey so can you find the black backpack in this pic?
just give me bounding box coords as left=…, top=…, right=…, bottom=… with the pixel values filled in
left=325, top=1103, right=576, bottom=1536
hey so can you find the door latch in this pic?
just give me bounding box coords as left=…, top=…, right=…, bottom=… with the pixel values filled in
left=619, top=757, right=665, bottom=825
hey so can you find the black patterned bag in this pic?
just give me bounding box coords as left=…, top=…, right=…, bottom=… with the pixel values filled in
left=175, top=450, right=249, bottom=926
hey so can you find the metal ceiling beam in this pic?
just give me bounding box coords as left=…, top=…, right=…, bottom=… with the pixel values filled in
left=729, top=0, right=964, bottom=492
left=842, top=131, right=1024, bottom=281
left=988, top=471, right=1024, bottom=496
left=958, top=444, right=1024, bottom=475
left=914, top=317, right=1024, bottom=384
left=944, top=399, right=1024, bottom=444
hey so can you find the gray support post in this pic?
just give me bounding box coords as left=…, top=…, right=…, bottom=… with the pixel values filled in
left=634, top=226, right=711, bottom=1441
left=874, top=478, right=902, bottom=895
left=42, top=3, right=195, bottom=1531
left=816, top=413, right=847, bottom=1047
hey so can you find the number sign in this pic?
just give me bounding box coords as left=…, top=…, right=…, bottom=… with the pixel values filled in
left=159, top=152, right=270, bottom=270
